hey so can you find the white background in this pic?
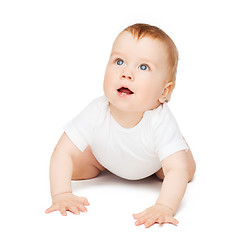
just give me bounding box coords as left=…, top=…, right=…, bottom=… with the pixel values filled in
left=0, top=0, right=240, bottom=239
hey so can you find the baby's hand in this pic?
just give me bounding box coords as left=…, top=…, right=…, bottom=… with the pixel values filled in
left=133, top=204, right=178, bottom=228
left=45, top=192, right=89, bottom=216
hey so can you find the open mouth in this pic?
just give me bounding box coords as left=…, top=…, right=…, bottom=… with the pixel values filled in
left=117, top=87, right=134, bottom=95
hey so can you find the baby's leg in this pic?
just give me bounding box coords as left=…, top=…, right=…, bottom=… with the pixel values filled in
left=72, top=146, right=106, bottom=180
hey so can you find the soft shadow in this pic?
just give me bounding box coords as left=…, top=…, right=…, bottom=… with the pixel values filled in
left=72, top=170, right=162, bottom=193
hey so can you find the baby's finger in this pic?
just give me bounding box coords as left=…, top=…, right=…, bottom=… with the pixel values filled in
left=75, top=202, right=88, bottom=212
left=135, top=216, right=147, bottom=226
left=80, top=197, right=90, bottom=206
left=157, top=216, right=165, bottom=224
left=59, top=207, right=67, bottom=216
left=133, top=211, right=145, bottom=219
left=45, top=205, right=57, bottom=214
left=144, top=216, right=158, bottom=228
left=76, top=197, right=89, bottom=206
left=165, top=216, right=179, bottom=225
left=68, top=206, right=80, bottom=215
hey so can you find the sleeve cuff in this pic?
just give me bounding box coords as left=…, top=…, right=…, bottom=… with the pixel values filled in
left=63, top=121, right=88, bottom=152
left=158, top=140, right=189, bottom=162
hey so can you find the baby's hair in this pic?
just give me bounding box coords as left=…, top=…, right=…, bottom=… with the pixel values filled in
left=122, top=23, right=179, bottom=102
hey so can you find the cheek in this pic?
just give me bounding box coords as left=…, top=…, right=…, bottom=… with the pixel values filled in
left=136, top=74, right=157, bottom=93
left=104, top=65, right=116, bottom=83
left=103, top=67, right=116, bottom=93
left=135, top=82, right=153, bottom=104
left=137, top=76, right=163, bottom=101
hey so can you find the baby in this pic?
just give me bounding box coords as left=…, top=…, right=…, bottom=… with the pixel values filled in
left=45, top=23, right=196, bottom=228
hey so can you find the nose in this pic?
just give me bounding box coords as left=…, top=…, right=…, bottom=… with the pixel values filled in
left=121, top=72, right=134, bottom=81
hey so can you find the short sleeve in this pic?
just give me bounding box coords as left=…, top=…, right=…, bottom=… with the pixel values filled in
left=63, top=97, right=103, bottom=152
left=152, top=103, right=189, bottom=162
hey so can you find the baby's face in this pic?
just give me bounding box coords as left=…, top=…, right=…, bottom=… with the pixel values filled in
left=103, top=31, right=171, bottom=113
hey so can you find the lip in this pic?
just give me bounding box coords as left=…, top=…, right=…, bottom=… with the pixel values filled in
left=116, top=86, right=134, bottom=98
left=117, top=91, right=133, bottom=98
left=117, top=85, right=134, bottom=93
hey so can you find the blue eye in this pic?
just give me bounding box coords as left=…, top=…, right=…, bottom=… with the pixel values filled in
left=116, top=59, right=124, bottom=65
left=139, top=64, right=149, bottom=71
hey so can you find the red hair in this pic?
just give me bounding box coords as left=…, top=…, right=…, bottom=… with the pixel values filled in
left=122, top=23, right=178, bottom=101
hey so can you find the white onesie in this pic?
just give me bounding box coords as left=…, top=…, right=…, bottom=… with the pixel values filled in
left=64, top=96, right=188, bottom=180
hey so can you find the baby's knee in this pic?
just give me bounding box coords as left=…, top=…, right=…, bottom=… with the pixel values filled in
left=72, top=166, right=101, bottom=180
left=155, top=168, right=164, bottom=180
left=72, top=146, right=105, bottom=180
left=188, top=161, right=196, bottom=182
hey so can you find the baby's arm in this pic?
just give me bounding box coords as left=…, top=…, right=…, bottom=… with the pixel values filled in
left=45, top=133, right=89, bottom=216
left=133, top=150, right=194, bottom=227
left=156, top=150, right=190, bottom=213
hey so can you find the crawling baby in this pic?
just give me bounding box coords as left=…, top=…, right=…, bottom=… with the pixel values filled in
left=45, top=23, right=196, bottom=228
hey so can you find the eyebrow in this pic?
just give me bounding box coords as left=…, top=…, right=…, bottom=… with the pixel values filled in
left=110, top=52, right=157, bottom=67
left=139, top=58, right=157, bottom=68
left=110, top=52, right=123, bottom=57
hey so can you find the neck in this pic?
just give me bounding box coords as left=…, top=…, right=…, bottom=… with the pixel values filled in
left=109, top=104, right=144, bottom=128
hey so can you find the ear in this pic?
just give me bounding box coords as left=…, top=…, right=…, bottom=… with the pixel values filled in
left=158, top=82, right=174, bottom=103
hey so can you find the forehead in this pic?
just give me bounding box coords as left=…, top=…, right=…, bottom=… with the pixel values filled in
left=111, top=31, right=168, bottom=64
